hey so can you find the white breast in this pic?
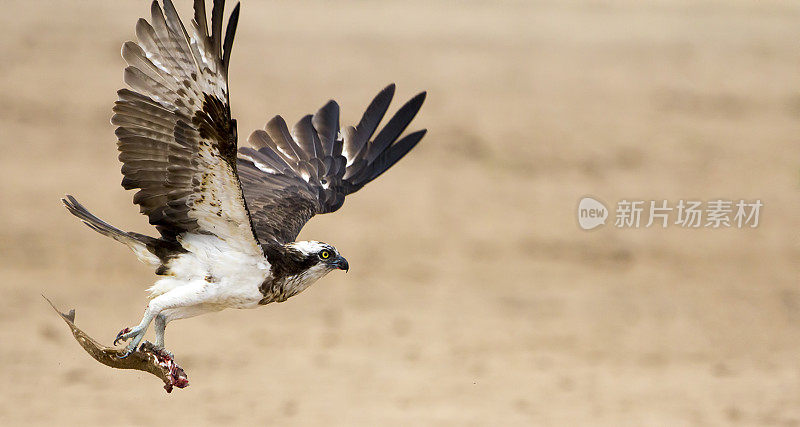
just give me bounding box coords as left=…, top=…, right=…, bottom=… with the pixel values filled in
left=148, top=233, right=271, bottom=309
left=281, top=263, right=334, bottom=299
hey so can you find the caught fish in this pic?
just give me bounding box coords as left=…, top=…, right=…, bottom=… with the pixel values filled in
left=45, top=297, right=188, bottom=393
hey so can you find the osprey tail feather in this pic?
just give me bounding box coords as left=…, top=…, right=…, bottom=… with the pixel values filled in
left=62, top=195, right=161, bottom=266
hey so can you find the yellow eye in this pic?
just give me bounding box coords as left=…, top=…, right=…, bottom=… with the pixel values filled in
left=320, top=250, right=331, bottom=259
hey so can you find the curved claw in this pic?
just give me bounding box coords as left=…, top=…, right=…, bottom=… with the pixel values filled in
left=114, top=327, right=131, bottom=346
left=118, top=344, right=138, bottom=359
left=149, top=344, right=174, bottom=360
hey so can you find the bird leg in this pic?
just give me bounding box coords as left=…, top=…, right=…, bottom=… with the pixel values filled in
left=154, top=314, right=167, bottom=349
left=114, top=320, right=154, bottom=358
left=113, top=281, right=209, bottom=358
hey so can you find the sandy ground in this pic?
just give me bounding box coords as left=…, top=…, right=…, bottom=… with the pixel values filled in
left=1, top=0, right=799, bottom=425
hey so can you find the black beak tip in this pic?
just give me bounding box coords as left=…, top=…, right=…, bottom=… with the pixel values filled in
left=337, top=257, right=349, bottom=272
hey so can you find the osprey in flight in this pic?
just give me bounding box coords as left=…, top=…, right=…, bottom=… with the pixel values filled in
left=63, top=0, right=426, bottom=357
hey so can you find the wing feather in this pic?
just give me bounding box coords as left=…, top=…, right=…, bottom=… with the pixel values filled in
left=238, top=85, right=426, bottom=245
left=344, top=83, right=395, bottom=164
left=312, top=100, right=340, bottom=157
left=115, top=0, right=260, bottom=255
left=222, top=3, right=240, bottom=70
left=266, top=115, right=307, bottom=161
left=366, top=92, right=426, bottom=163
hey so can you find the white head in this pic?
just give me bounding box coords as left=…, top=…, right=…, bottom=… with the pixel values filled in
left=286, top=241, right=348, bottom=268
left=276, top=241, right=348, bottom=294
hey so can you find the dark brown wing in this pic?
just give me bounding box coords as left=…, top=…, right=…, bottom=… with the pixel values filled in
left=113, top=0, right=261, bottom=256
left=238, top=84, right=426, bottom=245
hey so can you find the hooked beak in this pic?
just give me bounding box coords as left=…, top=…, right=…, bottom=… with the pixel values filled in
left=335, top=256, right=349, bottom=272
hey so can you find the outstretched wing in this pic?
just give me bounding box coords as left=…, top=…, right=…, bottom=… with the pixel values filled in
left=113, top=0, right=261, bottom=256
left=238, top=84, right=426, bottom=245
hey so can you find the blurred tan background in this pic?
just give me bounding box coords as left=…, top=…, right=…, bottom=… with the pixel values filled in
left=1, top=0, right=799, bottom=425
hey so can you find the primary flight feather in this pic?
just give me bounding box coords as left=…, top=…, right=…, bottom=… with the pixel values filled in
left=63, top=0, right=426, bottom=358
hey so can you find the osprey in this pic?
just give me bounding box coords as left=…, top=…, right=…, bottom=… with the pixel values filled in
left=63, top=0, right=426, bottom=358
